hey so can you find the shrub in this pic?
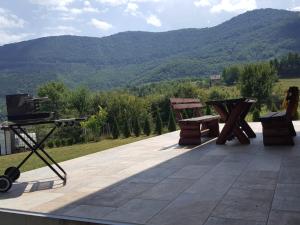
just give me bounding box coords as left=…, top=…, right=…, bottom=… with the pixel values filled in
left=47, top=141, right=54, bottom=148
left=133, top=118, right=141, bottom=137
left=61, top=139, right=66, bottom=146
left=155, top=109, right=163, bottom=135
left=123, top=120, right=131, bottom=138
left=54, top=139, right=61, bottom=147
left=252, top=108, right=260, bottom=122
left=143, top=116, right=151, bottom=136
left=111, top=117, right=120, bottom=139
left=168, top=110, right=177, bottom=132
left=205, top=105, right=211, bottom=115
left=67, top=138, right=74, bottom=146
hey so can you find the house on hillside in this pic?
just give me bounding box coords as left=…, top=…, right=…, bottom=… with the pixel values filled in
left=209, top=74, right=221, bottom=87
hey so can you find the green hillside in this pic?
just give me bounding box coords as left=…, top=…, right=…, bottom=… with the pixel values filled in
left=0, top=8, right=300, bottom=97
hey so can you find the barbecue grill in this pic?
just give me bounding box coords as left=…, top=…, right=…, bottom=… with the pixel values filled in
left=0, top=94, right=85, bottom=193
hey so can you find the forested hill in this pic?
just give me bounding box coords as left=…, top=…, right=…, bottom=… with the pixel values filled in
left=0, top=8, right=300, bottom=97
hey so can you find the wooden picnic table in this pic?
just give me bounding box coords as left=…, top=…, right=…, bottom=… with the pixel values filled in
left=206, top=98, right=256, bottom=145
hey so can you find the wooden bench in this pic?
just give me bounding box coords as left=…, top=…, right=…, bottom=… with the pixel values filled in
left=260, top=86, right=299, bottom=145
left=170, top=98, right=220, bottom=145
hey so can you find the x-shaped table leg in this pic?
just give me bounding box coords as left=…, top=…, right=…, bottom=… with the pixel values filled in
left=212, top=102, right=250, bottom=144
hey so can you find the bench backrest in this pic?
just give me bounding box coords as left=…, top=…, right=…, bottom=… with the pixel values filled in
left=170, top=98, right=204, bottom=121
left=284, top=86, right=299, bottom=119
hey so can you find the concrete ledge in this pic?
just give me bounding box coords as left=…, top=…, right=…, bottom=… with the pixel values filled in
left=0, top=208, right=136, bottom=225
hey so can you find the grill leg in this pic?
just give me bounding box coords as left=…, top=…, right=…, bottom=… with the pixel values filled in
left=10, top=126, right=67, bottom=184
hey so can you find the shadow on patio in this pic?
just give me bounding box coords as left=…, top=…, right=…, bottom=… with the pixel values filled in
left=1, top=122, right=300, bottom=225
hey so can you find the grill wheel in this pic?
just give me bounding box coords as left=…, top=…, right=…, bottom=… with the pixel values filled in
left=0, top=175, right=12, bottom=193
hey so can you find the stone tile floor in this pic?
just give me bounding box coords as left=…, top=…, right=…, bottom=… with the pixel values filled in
left=1, top=122, right=300, bottom=225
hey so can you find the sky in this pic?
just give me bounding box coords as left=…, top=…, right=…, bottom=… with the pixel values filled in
left=0, top=0, right=300, bottom=46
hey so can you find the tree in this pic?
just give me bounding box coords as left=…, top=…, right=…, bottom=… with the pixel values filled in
left=239, top=62, right=277, bottom=109
left=123, top=119, right=131, bottom=138
left=81, top=106, right=108, bottom=141
left=111, top=117, right=120, bottom=139
left=155, top=109, right=163, bottom=135
left=143, top=116, right=151, bottom=136
left=69, top=87, right=91, bottom=117
left=133, top=117, right=141, bottom=137
left=167, top=110, right=177, bottom=132
left=222, top=65, right=242, bottom=85
left=37, top=81, right=68, bottom=117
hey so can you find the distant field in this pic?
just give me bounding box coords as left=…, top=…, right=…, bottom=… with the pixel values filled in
left=277, top=78, right=300, bottom=89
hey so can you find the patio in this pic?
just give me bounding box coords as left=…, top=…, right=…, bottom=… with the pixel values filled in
left=1, top=122, right=300, bottom=225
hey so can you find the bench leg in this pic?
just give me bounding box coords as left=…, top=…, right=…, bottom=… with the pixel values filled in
left=261, top=120, right=295, bottom=146
left=178, top=122, right=202, bottom=145
left=206, top=120, right=220, bottom=137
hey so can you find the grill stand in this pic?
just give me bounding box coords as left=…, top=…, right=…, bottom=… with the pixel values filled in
left=0, top=119, right=86, bottom=193
left=10, top=125, right=67, bottom=183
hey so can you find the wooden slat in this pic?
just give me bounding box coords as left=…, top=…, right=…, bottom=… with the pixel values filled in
left=179, top=138, right=202, bottom=145
left=170, top=98, right=201, bottom=104
left=173, top=103, right=203, bottom=110
left=180, top=115, right=220, bottom=122
left=180, top=130, right=201, bottom=138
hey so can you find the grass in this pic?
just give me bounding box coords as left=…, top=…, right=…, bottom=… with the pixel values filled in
left=276, top=78, right=300, bottom=90
left=0, top=135, right=153, bottom=174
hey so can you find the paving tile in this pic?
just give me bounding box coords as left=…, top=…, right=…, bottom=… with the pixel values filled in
left=82, top=182, right=154, bottom=207
left=147, top=193, right=218, bottom=225
left=208, top=162, right=247, bottom=176
left=282, top=156, right=300, bottom=168
left=247, top=157, right=281, bottom=172
left=279, top=167, right=300, bottom=184
left=129, top=167, right=179, bottom=184
left=233, top=170, right=278, bottom=190
left=272, top=184, right=300, bottom=212
left=195, top=155, right=226, bottom=166
left=139, top=178, right=194, bottom=201
left=104, top=199, right=169, bottom=224
left=267, top=210, right=300, bottom=225
left=204, top=216, right=265, bottom=225
left=169, top=165, right=212, bottom=179
left=62, top=205, right=115, bottom=220
left=185, top=173, right=237, bottom=200
left=212, top=188, right=273, bottom=222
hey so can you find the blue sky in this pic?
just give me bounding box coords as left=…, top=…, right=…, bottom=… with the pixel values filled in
left=0, top=0, right=300, bottom=45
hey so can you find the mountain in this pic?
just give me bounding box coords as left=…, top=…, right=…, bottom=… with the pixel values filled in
left=0, top=8, right=300, bottom=97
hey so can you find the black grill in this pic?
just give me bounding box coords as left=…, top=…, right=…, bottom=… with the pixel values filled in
left=6, top=94, right=53, bottom=122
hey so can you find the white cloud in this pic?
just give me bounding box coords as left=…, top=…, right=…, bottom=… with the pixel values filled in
left=96, top=0, right=162, bottom=6
left=96, top=0, right=127, bottom=6
left=125, top=3, right=139, bottom=15
left=45, top=25, right=80, bottom=35
left=90, top=18, right=113, bottom=30
left=30, top=0, right=74, bottom=8
left=291, top=6, right=300, bottom=11
left=194, top=0, right=211, bottom=7
left=0, top=31, right=31, bottom=45
left=31, top=0, right=99, bottom=14
left=0, top=8, right=25, bottom=29
left=210, top=0, right=257, bottom=13
left=146, top=14, right=161, bottom=27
